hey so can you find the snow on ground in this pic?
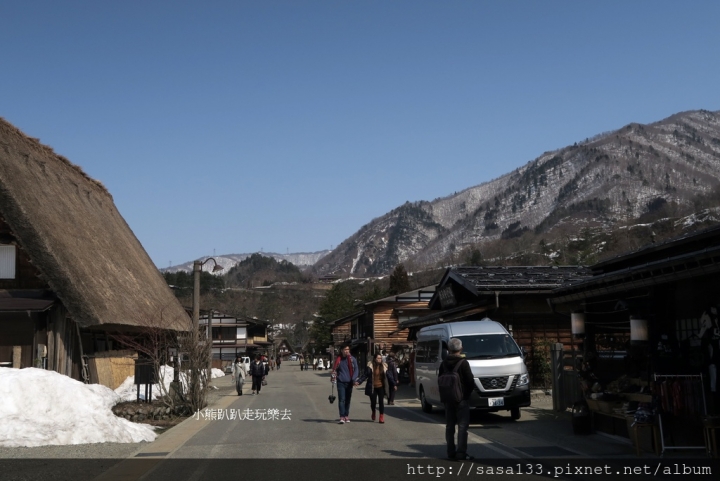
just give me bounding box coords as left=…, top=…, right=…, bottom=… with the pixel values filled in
left=114, top=366, right=227, bottom=402
left=114, top=364, right=179, bottom=402
left=0, top=367, right=156, bottom=448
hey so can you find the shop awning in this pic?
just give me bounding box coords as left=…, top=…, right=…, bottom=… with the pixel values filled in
left=0, top=297, right=55, bottom=312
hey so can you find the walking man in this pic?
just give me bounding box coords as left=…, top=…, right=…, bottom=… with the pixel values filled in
left=439, top=338, right=475, bottom=460
left=386, top=352, right=399, bottom=405
left=331, top=344, right=359, bottom=424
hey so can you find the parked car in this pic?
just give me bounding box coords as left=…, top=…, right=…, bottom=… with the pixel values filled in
left=288, top=354, right=299, bottom=361
left=317, top=358, right=325, bottom=370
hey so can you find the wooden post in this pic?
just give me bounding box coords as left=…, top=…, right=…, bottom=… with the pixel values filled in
left=12, top=346, right=22, bottom=368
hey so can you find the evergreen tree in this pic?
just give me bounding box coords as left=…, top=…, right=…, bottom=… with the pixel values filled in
left=388, top=263, right=410, bottom=295
left=312, top=283, right=357, bottom=347
left=361, top=283, right=389, bottom=302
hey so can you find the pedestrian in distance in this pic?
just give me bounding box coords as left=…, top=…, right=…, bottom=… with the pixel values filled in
left=356, top=352, right=389, bottom=423
left=439, top=338, right=476, bottom=460
left=409, top=350, right=416, bottom=388
left=231, top=355, right=246, bottom=396
left=277, top=356, right=281, bottom=370
left=313, top=357, right=318, bottom=371
left=385, top=352, right=399, bottom=405
left=250, top=354, right=265, bottom=395
left=331, top=344, right=359, bottom=424
left=300, top=355, right=304, bottom=371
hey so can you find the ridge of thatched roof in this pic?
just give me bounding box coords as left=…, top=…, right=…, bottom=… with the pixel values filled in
left=1, top=118, right=110, bottom=195
left=0, top=117, right=189, bottom=330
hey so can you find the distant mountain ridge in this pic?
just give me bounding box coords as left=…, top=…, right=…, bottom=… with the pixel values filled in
left=163, top=250, right=331, bottom=274
left=312, top=109, right=720, bottom=276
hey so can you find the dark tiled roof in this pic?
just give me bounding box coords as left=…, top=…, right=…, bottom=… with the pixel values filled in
left=453, top=265, right=592, bottom=291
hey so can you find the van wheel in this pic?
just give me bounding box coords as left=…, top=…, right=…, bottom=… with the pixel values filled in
left=510, top=407, right=521, bottom=420
left=420, top=387, right=433, bottom=413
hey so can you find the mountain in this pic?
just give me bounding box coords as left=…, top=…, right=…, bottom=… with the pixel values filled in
left=312, top=109, right=720, bottom=276
left=163, top=250, right=331, bottom=275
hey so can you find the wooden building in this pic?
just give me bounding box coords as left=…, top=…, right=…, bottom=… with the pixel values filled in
left=0, top=118, right=188, bottom=380
left=273, top=338, right=294, bottom=361
left=199, top=311, right=271, bottom=368
left=330, top=287, right=435, bottom=367
left=549, top=224, right=720, bottom=451
left=399, top=266, right=593, bottom=385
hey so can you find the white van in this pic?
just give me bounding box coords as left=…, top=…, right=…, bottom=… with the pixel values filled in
left=414, top=318, right=530, bottom=420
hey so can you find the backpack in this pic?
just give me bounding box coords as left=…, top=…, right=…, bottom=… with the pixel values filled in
left=438, top=359, right=466, bottom=404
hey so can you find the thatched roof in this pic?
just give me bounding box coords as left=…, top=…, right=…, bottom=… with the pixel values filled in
left=0, top=118, right=189, bottom=330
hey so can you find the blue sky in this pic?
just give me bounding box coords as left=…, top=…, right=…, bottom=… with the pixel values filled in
left=2, top=1, right=718, bottom=268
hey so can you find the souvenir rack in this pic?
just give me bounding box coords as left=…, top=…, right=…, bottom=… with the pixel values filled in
left=654, top=373, right=706, bottom=456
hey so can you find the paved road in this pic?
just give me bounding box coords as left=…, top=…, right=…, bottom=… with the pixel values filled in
left=170, top=365, right=518, bottom=460
left=7, top=362, right=709, bottom=480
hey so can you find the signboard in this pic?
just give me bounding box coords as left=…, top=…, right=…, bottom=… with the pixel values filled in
left=437, top=285, right=457, bottom=309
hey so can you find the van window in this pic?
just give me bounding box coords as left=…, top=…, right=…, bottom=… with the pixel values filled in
left=426, top=340, right=440, bottom=363
left=456, top=334, right=520, bottom=359
left=415, top=342, right=428, bottom=363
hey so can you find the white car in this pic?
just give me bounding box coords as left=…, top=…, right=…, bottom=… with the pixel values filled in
left=317, top=359, right=325, bottom=370
left=288, top=354, right=299, bottom=361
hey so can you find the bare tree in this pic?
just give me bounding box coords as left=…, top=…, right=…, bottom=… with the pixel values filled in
left=109, top=308, right=211, bottom=414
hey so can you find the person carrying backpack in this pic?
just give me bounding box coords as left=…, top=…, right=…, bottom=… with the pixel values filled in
left=438, top=338, right=476, bottom=460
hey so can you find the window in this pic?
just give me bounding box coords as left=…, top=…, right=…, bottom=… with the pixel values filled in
left=414, top=342, right=428, bottom=363
left=427, top=340, right=440, bottom=363
left=0, top=245, right=16, bottom=279
left=212, top=327, right=237, bottom=343
left=457, top=334, right=521, bottom=359
left=415, top=340, right=440, bottom=363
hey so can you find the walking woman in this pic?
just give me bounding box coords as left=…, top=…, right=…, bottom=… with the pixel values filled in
left=356, top=353, right=389, bottom=423
left=232, top=355, right=246, bottom=396
left=250, top=354, right=265, bottom=395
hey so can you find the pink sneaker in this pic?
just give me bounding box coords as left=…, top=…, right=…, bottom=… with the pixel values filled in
left=344, top=416, right=350, bottom=423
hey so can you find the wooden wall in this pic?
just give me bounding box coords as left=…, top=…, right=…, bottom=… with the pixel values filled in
left=0, top=312, right=33, bottom=367
left=0, top=214, right=49, bottom=290
left=47, top=305, right=82, bottom=379
left=371, top=301, right=431, bottom=348
left=331, top=322, right=351, bottom=345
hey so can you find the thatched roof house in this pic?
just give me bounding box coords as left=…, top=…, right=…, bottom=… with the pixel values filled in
left=0, top=117, right=189, bottom=379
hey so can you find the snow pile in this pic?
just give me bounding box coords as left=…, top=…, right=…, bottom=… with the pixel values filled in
left=0, top=367, right=156, bottom=447
left=114, top=366, right=227, bottom=402
left=115, top=365, right=181, bottom=402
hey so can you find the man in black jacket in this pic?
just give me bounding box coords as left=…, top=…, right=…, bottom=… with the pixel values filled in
left=438, top=337, right=475, bottom=460
left=250, top=355, right=266, bottom=395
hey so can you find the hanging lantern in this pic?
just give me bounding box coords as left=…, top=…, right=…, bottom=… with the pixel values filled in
left=630, top=317, right=648, bottom=344
left=571, top=312, right=585, bottom=338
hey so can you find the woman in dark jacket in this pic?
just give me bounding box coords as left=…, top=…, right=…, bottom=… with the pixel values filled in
left=250, top=354, right=265, bottom=395
left=356, top=353, right=389, bottom=423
